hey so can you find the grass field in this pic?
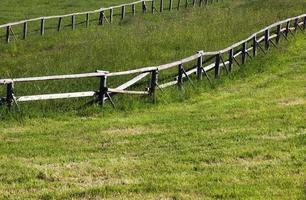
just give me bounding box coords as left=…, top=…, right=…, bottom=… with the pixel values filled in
left=0, top=33, right=305, bottom=199
left=0, top=0, right=305, bottom=199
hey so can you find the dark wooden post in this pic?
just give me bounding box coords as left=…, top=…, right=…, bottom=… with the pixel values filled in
left=169, top=0, right=173, bottom=10
left=72, top=15, right=76, bottom=30
left=6, top=26, right=10, bottom=43
left=99, top=75, right=107, bottom=107
left=110, top=9, right=114, bottom=22
left=178, top=64, right=183, bottom=89
left=197, top=51, right=203, bottom=80
left=149, top=69, right=158, bottom=102
left=241, top=42, right=247, bottom=64
left=23, top=22, right=28, bottom=39
left=276, top=24, right=281, bottom=44
left=177, top=0, right=181, bottom=10
left=228, top=49, right=233, bottom=72
left=264, top=29, right=269, bottom=50
left=6, top=82, right=14, bottom=110
left=99, top=11, right=105, bottom=25
left=86, top=13, right=90, bottom=27
left=285, top=21, right=290, bottom=37
left=40, top=18, right=45, bottom=35
left=132, top=4, right=136, bottom=16
left=57, top=17, right=62, bottom=31
left=121, top=6, right=125, bottom=19
left=294, top=18, right=299, bottom=32
left=151, top=0, right=155, bottom=13
left=160, top=0, right=163, bottom=12
left=303, top=16, right=306, bottom=30
left=142, top=1, right=147, bottom=13
left=215, top=54, right=221, bottom=78
left=252, top=35, right=257, bottom=57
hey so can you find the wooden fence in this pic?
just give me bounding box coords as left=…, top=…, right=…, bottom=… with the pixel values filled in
left=0, top=13, right=305, bottom=110
left=0, top=0, right=221, bottom=43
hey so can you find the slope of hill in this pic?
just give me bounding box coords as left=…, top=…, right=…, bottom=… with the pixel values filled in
left=0, top=33, right=305, bottom=199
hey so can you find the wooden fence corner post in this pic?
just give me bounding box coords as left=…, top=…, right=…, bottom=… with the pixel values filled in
left=264, top=29, right=270, bottom=50
left=197, top=51, right=203, bottom=80
left=149, top=69, right=158, bottom=102
left=214, top=53, right=221, bottom=78
left=99, top=75, right=107, bottom=107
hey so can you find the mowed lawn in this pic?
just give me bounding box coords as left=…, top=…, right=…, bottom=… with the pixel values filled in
left=0, top=33, right=305, bottom=199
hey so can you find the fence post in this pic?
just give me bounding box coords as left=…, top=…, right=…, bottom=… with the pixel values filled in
left=303, top=16, right=306, bottom=30
left=264, top=29, right=269, bottom=50
left=241, top=41, right=247, bottom=64
left=6, top=82, right=14, bottom=110
left=252, top=35, right=257, bottom=57
left=215, top=53, right=221, bottom=78
left=151, top=0, right=155, bottom=13
left=58, top=17, right=62, bottom=31
left=132, top=4, right=136, bottom=16
left=160, top=0, right=163, bottom=12
left=285, top=21, right=290, bottom=37
left=86, top=13, right=90, bottom=27
left=228, top=49, right=233, bottom=72
left=40, top=18, right=45, bottom=35
left=197, top=51, right=203, bottom=80
left=169, top=0, right=173, bottom=10
left=23, top=22, right=28, bottom=39
left=121, top=6, right=125, bottom=19
left=178, top=64, right=183, bottom=89
left=177, top=0, right=181, bottom=10
left=142, top=1, right=147, bottom=13
left=99, top=11, right=105, bottom=25
left=276, top=24, right=281, bottom=44
left=72, top=15, right=76, bottom=30
left=149, top=69, right=158, bottom=102
left=99, top=75, right=107, bottom=107
left=294, top=18, right=299, bottom=32
left=109, top=9, right=113, bottom=23
left=6, top=26, right=10, bottom=43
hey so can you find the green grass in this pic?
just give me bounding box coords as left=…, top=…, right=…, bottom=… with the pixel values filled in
left=0, top=0, right=306, bottom=117
left=0, top=32, right=305, bottom=199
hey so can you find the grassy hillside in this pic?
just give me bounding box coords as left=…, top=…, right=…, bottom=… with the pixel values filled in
left=0, top=0, right=305, bottom=116
left=0, top=33, right=305, bottom=199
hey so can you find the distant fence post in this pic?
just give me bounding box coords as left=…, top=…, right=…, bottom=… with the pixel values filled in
left=6, top=26, right=10, bottom=43
left=121, top=6, right=126, bottom=19
left=72, top=15, right=76, bottom=30
left=303, top=16, right=306, bottom=30
left=160, top=0, right=163, bottom=12
left=99, top=75, right=107, bottom=107
left=285, top=21, right=290, bottom=37
left=276, top=24, right=281, bottom=44
left=197, top=51, right=203, bottom=80
left=6, top=82, right=14, bottom=110
left=294, top=18, right=299, bottom=32
left=99, top=10, right=105, bottom=25
left=215, top=53, right=221, bottom=78
left=58, top=17, right=62, bottom=31
left=178, top=64, right=183, bottom=89
left=110, top=9, right=113, bottom=23
left=132, top=4, right=136, bottom=16
left=142, top=1, right=147, bottom=13
left=23, top=22, right=28, bottom=39
left=228, top=49, right=233, bottom=72
left=149, top=69, right=158, bottom=102
left=241, top=41, right=247, bottom=64
left=252, top=35, right=257, bottom=57
left=169, top=0, right=173, bottom=10
left=151, top=0, right=155, bottom=13
left=86, top=13, right=90, bottom=27
left=264, top=29, right=269, bottom=50
left=40, top=18, right=45, bottom=35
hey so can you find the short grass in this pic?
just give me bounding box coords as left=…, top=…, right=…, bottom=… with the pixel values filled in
left=0, top=32, right=305, bottom=199
left=0, top=0, right=306, bottom=116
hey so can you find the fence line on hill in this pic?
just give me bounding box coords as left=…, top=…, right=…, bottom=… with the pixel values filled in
left=0, top=13, right=305, bottom=111
left=0, top=0, right=221, bottom=43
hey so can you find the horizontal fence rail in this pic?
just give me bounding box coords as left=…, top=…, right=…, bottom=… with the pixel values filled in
left=0, top=13, right=305, bottom=111
left=0, top=0, right=221, bottom=44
